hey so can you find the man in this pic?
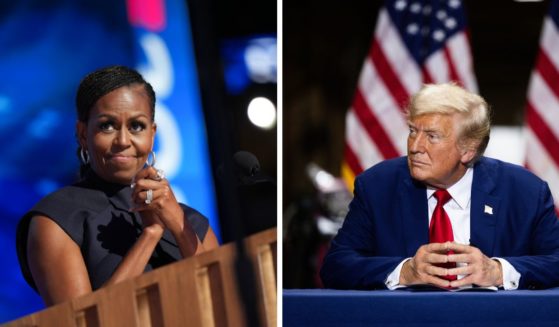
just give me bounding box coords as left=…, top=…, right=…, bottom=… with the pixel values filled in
left=320, top=83, right=559, bottom=290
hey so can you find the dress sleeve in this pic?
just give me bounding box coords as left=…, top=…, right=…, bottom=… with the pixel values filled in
left=16, top=186, right=106, bottom=291
left=180, top=203, right=210, bottom=241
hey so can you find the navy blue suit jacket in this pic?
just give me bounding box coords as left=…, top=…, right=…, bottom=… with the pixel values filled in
left=320, top=156, right=559, bottom=290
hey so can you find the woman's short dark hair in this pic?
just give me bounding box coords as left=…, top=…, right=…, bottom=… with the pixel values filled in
left=75, top=65, right=156, bottom=122
left=75, top=66, right=156, bottom=178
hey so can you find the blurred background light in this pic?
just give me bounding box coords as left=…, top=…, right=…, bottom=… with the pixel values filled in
left=222, top=35, right=277, bottom=95
left=247, top=96, right=276, bottom=129
left=245, top=37, right=277, bottom=84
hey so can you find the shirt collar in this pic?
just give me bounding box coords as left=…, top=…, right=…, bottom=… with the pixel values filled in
left=427, top=167, right=473, bottom=209
left=81, top=170, right=132, bottom=211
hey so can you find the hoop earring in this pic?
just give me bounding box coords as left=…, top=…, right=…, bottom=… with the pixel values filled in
left=147, top=151, right=156, bottom=167
left=80, top=147, right=90, bottom=165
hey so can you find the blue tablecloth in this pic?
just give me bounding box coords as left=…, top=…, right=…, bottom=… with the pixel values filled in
left=283, top=288, right=559, bottom=326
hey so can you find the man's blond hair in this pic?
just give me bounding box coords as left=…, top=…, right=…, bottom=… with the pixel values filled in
left=406, top=83, right=491, bottom=165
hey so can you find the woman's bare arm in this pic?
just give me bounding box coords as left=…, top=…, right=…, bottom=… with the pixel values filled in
left=104, top=223, right=164, bottom=286
left=27, top=216, right=92, bottom=306
left=28, top=215, right=165, bottom=305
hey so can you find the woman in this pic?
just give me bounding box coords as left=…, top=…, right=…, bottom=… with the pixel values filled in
left=16, top=65, right=219, bottom=306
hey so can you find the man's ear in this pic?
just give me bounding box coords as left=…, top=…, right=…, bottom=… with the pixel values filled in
left=460, top=145, right=477, bottom=165
left=76, top=121, right=87, bottom=149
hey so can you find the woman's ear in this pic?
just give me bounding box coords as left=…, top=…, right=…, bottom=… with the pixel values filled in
left=151, top=122, right=157, bottom=145
left=76, top=121, right=87, bottom=149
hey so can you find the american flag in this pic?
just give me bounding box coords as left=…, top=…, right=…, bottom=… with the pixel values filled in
left=342, top=0, right=477, bottom=190
left=524, top=0, right=559, bottom=213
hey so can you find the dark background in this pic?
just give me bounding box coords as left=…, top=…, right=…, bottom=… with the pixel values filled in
left=189, top=0, right=277, bottom=241
left=283, top=0, right=549, bottom=288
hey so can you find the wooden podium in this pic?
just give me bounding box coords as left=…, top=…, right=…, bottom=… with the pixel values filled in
left=4, top=228, right=277, bottom=327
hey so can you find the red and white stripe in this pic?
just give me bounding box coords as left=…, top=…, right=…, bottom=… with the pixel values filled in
left=525, top=15, right=559, bottom=209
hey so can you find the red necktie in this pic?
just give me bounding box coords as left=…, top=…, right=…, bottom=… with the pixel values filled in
left=429, top=189, right=457, bottom=281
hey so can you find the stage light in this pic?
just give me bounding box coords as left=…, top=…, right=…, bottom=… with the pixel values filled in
left=244, top=37, right=277, bottom=84
left=247, top=96, right=276, bottom=129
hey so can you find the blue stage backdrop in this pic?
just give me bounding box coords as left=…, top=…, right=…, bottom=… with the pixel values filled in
left=0, top=0, right=219, bottom=323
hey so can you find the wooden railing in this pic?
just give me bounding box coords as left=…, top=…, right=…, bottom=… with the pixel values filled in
left=4, top=228, right=277, bottom=327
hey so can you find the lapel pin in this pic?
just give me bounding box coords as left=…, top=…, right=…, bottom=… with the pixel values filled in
left=484, top=205, right=493, bottom=215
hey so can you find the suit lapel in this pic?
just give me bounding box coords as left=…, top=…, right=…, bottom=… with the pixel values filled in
left=401, top=177, right=429, bottom=256
left=470, top=158, right=500, bottom=256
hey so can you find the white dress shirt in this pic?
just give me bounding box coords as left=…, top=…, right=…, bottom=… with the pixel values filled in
left=385, top=168, right=521, bottom=290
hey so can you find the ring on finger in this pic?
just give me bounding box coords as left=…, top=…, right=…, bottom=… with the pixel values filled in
left=155, top=169, right=165, bottom=181
left=145, top=189, right=153, bottom=204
